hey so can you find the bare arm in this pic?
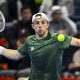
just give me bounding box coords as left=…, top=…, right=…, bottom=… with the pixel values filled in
left=70, top=37, right=80, bottom=46
left=2, top=48, right=24, bottom=60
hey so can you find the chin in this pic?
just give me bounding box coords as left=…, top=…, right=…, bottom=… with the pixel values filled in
left=38, top=32, right=44, bottom=36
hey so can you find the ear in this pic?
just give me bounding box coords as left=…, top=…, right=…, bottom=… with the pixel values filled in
left=31, top=24, right=35, bottom=30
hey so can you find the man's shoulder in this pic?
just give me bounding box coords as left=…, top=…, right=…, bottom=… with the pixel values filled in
left=27, top=35, right=35, bottom=41
left=49, top=32, right=58, bottom=37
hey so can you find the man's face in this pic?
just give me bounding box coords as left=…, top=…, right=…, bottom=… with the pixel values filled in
left=32, top=17, right=49, bottom=36
left=21, top=9, right=32, bottom=21
left=52, top=11, right=62, bottom=21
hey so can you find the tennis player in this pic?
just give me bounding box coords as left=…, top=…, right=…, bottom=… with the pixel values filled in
left=0, top=13, right=80, bottom=80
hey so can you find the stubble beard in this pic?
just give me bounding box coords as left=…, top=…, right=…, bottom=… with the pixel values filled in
left=36, top=30, right=48, bottom=39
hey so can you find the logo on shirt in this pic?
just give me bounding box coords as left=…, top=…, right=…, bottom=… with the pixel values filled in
left=31, top=47, right=34, bottom=51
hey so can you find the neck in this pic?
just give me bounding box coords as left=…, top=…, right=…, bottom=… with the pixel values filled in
left=36, top=31, right=48, bottom=40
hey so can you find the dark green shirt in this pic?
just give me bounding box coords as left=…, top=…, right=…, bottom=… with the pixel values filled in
left=18, top=32, right=72, bottom=80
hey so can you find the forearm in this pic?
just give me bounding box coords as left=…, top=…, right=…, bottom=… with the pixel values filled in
left=0, top=46, right=23, bottom=60
left=70, top=37, right=80, bottom=47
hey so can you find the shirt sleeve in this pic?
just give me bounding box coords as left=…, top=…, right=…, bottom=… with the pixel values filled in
left=18, top=41, right=29, bottom=56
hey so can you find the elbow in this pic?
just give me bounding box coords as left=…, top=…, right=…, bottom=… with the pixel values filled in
left=7, top=56, right=23, bottom=61
left=13, top=57, right=21, bottom=61
left=7, top=57, right=20, bottom=61
left=14, top=56, right=23, bottom=61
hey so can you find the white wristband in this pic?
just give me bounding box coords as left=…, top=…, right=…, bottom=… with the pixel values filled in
left=0, top=46, right=5, bottom=55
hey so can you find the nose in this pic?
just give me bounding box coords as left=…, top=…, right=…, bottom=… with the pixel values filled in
left=38, top=22, right=42, bottom=28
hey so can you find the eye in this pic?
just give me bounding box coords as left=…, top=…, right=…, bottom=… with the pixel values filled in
left=42, top=20, right=46, bottom=24
left=34, top=21, right=39, bottom=25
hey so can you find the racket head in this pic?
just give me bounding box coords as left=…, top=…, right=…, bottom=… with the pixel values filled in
left=0, top=11, right=5, bottom=32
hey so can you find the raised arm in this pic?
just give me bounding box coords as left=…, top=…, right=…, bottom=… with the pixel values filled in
left=0, top=46, right=23, bottom=60
left=70, top=37, right=80, bottom=46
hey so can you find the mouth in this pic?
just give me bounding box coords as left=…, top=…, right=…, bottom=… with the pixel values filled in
left=37, top=29, right=43, bottom=34
left=38, top=29, right=43, bottom=32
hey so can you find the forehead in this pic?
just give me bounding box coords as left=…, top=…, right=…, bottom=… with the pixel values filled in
left=52, top=10, right=62, bottom=15
left=21, top=9, right=32, bottom=14
left=33, top=17, right=47, bottom=22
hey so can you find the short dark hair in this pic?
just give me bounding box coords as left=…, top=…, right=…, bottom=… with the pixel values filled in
left=20, top=5, right=32, bottom=13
